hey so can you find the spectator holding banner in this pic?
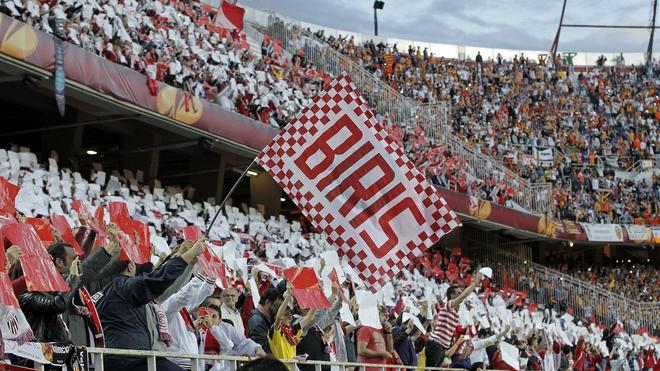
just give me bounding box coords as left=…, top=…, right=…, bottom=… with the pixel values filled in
left=356, top=306, right=395, bottom=370
left=96, top=239, right=205, bottom=371
left=426, top=271, right=484, bottom=367
left=268, top=282, right=317, bottom=367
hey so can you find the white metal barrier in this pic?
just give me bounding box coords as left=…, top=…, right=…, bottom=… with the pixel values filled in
left=30, top=346, right=461, bottom=371
left=257, top=13, right=552, bottom=214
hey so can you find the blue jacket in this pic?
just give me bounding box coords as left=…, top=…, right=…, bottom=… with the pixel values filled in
left=96, top=257, right=188, bottom=350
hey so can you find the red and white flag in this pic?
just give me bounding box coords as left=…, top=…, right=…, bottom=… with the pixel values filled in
left=214, top=0, right=245, bottom=30
left=257, top=74, right=460, bottom=289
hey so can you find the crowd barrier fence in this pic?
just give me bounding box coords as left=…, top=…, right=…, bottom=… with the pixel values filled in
left=28, top=346, right=463, bottom=371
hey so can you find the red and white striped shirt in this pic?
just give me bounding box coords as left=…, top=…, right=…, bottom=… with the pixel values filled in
left=429, top=303, right=459, bottom=348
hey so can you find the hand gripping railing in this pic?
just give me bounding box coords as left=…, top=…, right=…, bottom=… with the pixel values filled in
left=30, top=346, right=463, bottom=371
left=480, top=248, right=660, bottom=335
left=258, top=13, right=551, bottom=214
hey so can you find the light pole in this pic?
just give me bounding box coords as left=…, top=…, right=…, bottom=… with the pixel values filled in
left=373, top=1, right=384, bottom=36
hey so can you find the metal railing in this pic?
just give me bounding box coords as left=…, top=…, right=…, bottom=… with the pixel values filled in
left=29, top=346, right=460, bottom=371
left=257, top=13, right=551, bottom=214
left=477, top=247, right=660, bottom=335
left=625, top=157, right=659, bottom=172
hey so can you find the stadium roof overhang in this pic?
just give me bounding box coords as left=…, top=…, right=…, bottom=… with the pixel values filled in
left=0, top=53, right=260, bottom=159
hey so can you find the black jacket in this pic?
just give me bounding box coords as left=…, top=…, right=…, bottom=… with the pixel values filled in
left=297, top=327, right=330, bottom=371
left=19, top=274, right=81, bottom=343
left=64, top=244, right=123, bottom=346
left=96, top=257, right=187, bottom=350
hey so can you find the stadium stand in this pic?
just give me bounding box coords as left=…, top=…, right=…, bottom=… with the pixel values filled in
left=0, top=1, right=658, bottom=370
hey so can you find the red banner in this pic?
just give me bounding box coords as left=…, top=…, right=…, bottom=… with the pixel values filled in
left=181, top=225, right=203, bottom=241
left=258, top=74, right=460, bottom=289
left=0, top=176, right=19, bottom=218
left=117, top=230, right=149, bottom=264
left=49, top=215, right=83, bottom=256
left=1, top=223, right=69, bottom=292
left=197, top=248, right=226, bottom=286
left=283, top=267, right=330, bottom=309
left=24, top=217, right=55, bottom=245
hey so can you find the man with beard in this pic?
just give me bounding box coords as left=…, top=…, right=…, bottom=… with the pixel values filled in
left=247, top=288, right=283, bottom=354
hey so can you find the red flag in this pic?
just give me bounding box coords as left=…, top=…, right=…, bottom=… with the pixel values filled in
left=24, top=218, right=55, bottom=245
left=197, top=248, right=226, bottom=287
left=528, top=302, right=538, bottom=313
left=109, top=202, right=131, bottom=231
left=117, top=230, right=149, bottom=264
left=89, top=204, right=107, bottom=236
left=181, top=225, right=203, bottom=241
left=0, top=272, right=19, bottom=307
left=130, top=220, right=151, bottom=260
left=50, top=215, right=84, bottom=255
left=328, top=268, right=340, bottom=284
left=283, top=267, right=331, bottom=309
left=0, top=176, right=19, bottom=217
left=1, top=224, right=69, bottom=292
left=214, top=0, right=244, bottom=30
left=257, top=74, right=460, bottom=290
left=0, top=231, right=19, bottom=307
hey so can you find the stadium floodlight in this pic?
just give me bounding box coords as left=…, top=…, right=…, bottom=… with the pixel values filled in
left=85, top=149, right=98, bottom=155
left=373, top=1, right=384, bottom=36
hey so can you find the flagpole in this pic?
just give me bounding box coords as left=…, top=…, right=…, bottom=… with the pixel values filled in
left=204, top=157, right=257, bottom=237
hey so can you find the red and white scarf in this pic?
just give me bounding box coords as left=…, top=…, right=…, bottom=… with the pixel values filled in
left=280, top=324, right=298, bottom=346
left=151, top=300, right=172, bottom=346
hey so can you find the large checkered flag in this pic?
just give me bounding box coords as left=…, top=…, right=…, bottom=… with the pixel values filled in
left=257, top=74, right=460, bottom=290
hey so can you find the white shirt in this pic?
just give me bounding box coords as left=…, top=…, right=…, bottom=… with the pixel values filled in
left=161, top=274, right=215, bottom=367
left=469, top=335, right=497, bottom=366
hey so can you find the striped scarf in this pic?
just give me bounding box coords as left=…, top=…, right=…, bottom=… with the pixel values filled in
left=280, top=324, right=298, bottom=346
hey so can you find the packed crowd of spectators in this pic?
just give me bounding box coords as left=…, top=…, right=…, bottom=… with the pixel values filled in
left=0, top=148, right=658, bottom=370
left=0, top=0, right=659, bottom=224
left=0, top=0, right=331, bottom=128
left=313, top=32, right=660, bottom=224
left=544, top=253, right=659, bottom=303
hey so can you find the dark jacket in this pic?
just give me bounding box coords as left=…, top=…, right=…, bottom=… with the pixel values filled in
left=64, top=244, right=123, bottom=346
left=247, top=308, right=272, bottom=354
left=297, top=327, right=330, bottom=371
left=393, top=325, right=418, bottom=366
left=96, top=256, right=187, bottom=350
left=19, top=274, right=81, bottom=343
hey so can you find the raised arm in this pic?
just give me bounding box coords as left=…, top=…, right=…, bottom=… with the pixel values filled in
left=450, top=272, right=484, bottom=310
left=273, top=282, right=294, bottom=330
left=123, top=240, right=205, bottom=307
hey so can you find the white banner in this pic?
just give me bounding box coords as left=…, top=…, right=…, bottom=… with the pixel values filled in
left=533, top=148, right=554, bottom=162
left=580, top=223, right=624, bottom=242
left=623, top=225, right=652, bottom=242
